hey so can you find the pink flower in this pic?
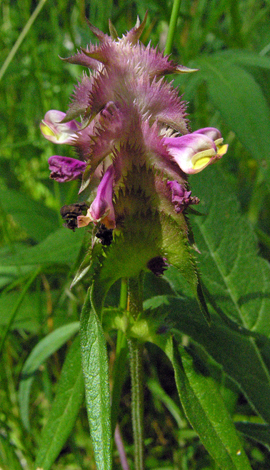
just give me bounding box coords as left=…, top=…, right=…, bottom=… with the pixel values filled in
left=40, top=110, right=79, bottom=144
left=48, top=156, right=86, bottom=182
left=167, top=181, right=199, bottom=213
left=164, top=130, right=228, bottom=174
left=77, top=165, right=115, bottom=229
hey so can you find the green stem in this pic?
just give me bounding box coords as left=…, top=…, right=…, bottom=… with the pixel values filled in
left=0, top=0, right=48, bottom=82
left=111, top=279, right=129, bottom=433
left=164, top=0, right=182, bottom=55
left=127, top=275, right=144, bottom=470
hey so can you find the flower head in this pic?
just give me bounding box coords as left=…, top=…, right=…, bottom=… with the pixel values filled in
left=40, top=15, right=227, bottom=244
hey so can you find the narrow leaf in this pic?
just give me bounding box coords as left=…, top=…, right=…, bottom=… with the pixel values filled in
left=19, top=322, right=79, bottom=429
left=35, top=335, right=85, bottom=470
left=166, top=337, right=252, bottom=469
left=146, top=295, right=270, bottom=424
left=235, top=422, right=270, bottom=451
left=80, top=290, right=112, bottom=470
left=0, top=434, right=24, bottom=470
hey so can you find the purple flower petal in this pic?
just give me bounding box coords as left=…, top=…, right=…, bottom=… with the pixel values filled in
left=40, top=110, right=79, bottom=144
left=78, top=165, right=116, bottom=229
left=164, top=132, right=221, bottom=174
left=167, top=180, right=199, bottom=213
left=48, top=156, right=86, bottom=182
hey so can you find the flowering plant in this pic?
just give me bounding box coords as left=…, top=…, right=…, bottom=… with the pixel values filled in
left=40, top=15, right=227, bottom=308
left=37, top=13, right=257, bottom=470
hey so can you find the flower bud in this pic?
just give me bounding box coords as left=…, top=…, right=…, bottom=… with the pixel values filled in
left=77, top=165, right=116, bottom=229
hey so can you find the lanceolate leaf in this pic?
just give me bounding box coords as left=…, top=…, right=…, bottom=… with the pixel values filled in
left=190, top=165, right=270, bottom=336
left=19, top=322, right=79, bottom=430
left=145, top=295, right=270, bottom=424
left=80, top=290, right=112, bottom=470
left=165, top=338, right=252, bottom=469
left=35, top=335, right=85, bottom=470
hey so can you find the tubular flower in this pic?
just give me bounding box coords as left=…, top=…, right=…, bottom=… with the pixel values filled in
left=167, top=181, right=200, bottom=213
left=77, top=165, right=116, bottom=229
left=48, top=156, right=86, bottom=182
left=40, top=15, right=227, bottom=293
left=40, top=110, right=79, bottom=144
left=163, top=130, right=228, bottom=174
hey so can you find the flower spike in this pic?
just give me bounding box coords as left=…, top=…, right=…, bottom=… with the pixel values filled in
left=40, top=15, right=227, bottom=325
left=40, top=15, right=227, bottom=253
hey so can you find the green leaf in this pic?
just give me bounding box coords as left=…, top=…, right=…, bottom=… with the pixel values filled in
left=146, top=295, right=270, bottom=424
left=0, top=434, right=24, bottom=470
left=0, top=188, right=58, bottom=242
left=147, top=378, right=184, bottom=429
left=80, top=290, right=112, bottom=470
left=35, top=335, right=85, bottom=470
left=185, top=56, right=270, bottom=185
left=0, top=228, right=85, bottom=266
left=235, top=422, right=270, bottom=451
left=165, top=337, right=252, bottom=469
left=19, top=322, right=79, bottom=430
left=190, top=165, right=270, bottom=336
left=0, top=290, right=46, bottom=333
left=216, top=50, right=270, bottom=72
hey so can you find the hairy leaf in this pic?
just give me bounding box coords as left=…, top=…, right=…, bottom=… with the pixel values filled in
left=165, top=338, right=252, bottom=469
left=80, top=290, right=112, bottom=470
left=145, top=295, right=270, bottom=424
left=190, top=165, right=270, bottom=336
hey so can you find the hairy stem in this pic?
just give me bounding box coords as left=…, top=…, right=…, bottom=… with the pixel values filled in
left=128, top=275, right=144, bottom=470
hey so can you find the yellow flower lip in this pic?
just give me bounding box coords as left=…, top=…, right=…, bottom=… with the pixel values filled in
left=40, top=110, right=80, bottom=144
left=40, top=121, right=57, bottom=138
left=191, top=149, right=216, bottom=171
left=217, top=143, right=228, bottom=157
